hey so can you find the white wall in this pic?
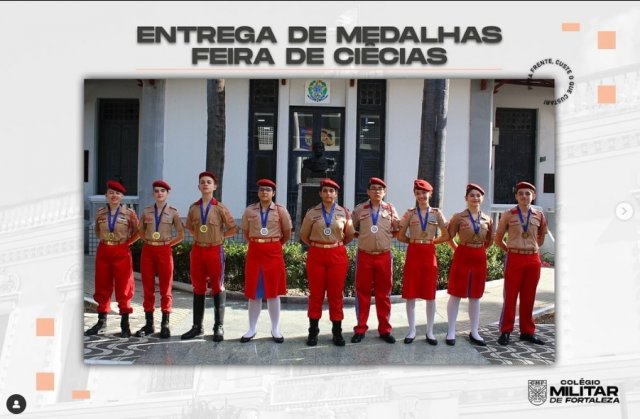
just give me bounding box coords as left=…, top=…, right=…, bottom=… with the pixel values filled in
left=384, top=79, right=423, bottom=214
left=223, top=79, right=250, bottom=216
left=163, top=79, right=207, bottom=215
left=492, top=84, right=556, bottom=213
left=83, top=79, right=141, bottom=211
left=443, top=79, right=472, bottom=217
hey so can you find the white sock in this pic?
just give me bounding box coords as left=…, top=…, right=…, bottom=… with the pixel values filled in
left=469, top=298, right=482, bottom=340
left=267, top=297, right=282, bottom=337
left=405, top=299, right=416, bottom=339
left=426, top=299, right=436, bottom=339
left=447, top=296, right=461, bottom=339
left=243, top=298, right=261, bottom=338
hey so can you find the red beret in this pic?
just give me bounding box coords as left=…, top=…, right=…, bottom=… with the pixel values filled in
left=320, top=178, right=340, bottom=190
left=152, top=179, right=171, bottom=190
left=368, top=177, right=387, bottom=188
left=413, top=179, right=433, bottom=192
left=516, top=181, right=536, bottom=192
left=199, top=171, right=218, bottom=183
left=257, top=178, right=277, bottom=189
left=106, top=180, right=126, bottom=194
left=466, top=183, right=485, bottom=195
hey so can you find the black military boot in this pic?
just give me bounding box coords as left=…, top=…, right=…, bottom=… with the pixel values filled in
left=332, top=320, right=345, bottom=347
left=181, top=294, right=205, bottom=340
left=120, top=313, right=131, bottom=338
left=212, top=291, right=226, bottom=342
left=160, top=312, right=171, bottom=339
left=135, top=312, right=155, bottom=337
left=84, top=312, right=107, bottom=336
left=306, top=318, right=320, bottom=346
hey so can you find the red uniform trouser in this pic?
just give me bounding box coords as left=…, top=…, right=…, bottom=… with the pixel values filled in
left=190, top=244, right=224, bottom=296
left=354, top=250, right=393, bottom=335
left=306, top=246, right=349, bottom=321
left=141, top=244, right=174, bottom=313
left=94, top=243, right=134, bottom=314
left=499, top=252, right=541, bottom=335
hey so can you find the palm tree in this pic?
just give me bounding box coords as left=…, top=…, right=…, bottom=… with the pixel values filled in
left=206, top=79, right=226, bottom=199
left=417, top=79, right=449, bottom=208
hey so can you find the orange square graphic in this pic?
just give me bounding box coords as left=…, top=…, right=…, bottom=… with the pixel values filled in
left=36, top=373, right=55, bottom=391
left=598, top=31, right=616, bottom=49
left=598, top=85, right=616, bottom=104
left=562, top=22, right=580, bottom=32
left=36, top=318, right=54, bottom=336
left=72, top=390, right=91, bottom=400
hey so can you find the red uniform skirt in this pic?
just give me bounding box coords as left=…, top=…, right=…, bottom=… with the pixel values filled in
left=244, top=241, right=287, bottom=299
left=401, top=243, right=438, bottom=300
left=447, top=245, right=487, bottom=298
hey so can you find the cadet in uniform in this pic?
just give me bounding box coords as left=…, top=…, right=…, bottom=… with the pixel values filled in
left=351, top=177, right=400, bottom=344
left=397, top=179, right=453, bottom=345
left=445, top=183, right=493, bottom=346
left=85, top=180, right=140, bottom=338
left=300, top=179, right=355, bottom=346
left=240, top=179, right=292, bottom=343
left=136, top=180, right=185, bottom=338
left=181, top=172, right=237, bottom=342
left=495, top=181, right=548, bottom=345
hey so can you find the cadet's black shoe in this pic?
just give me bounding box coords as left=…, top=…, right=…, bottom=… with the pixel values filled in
left=120, top=314, right=131, bottom=338
left=212, top=324, right=224, bottom=342
left=469, top=333, right=487, bottom=346
left=240, top=333, right=256, bottom=343
left=404, top=336, right=416, bottom=344
left=519, top=333, right=545, bottom=345
left=159, top=313, right=171, bottom=339
left=426, top=336, right=438, bottom=346
left=271, top=332, right=284, bottom=344
left=380, top=333, right=396, bottom=344
left=84, top=313, right=107, bottom=336
left=351, top=333, right=365, bottom=343
left=497, top=332, right=510, bottom=345
left=181, top=325, right=204, bottom=340
left=445, top=336, right=456, bottom=346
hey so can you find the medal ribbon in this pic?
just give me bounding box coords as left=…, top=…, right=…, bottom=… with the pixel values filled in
left=321, top=203, right=336, bottom=231
left=199, top=199, right=212, bottom=229
left=369, top=200, right=381, bottom=227
left=259, top=204, right=271, bottom=229
left=107, top=205, right=121, bottom=234
left=467, top=210, right=481, bottom=235
left=517, top=207, right=531, bottom=234
left=154, top=203, right=167, bottom=234
left=417, top=206, right=430, bottom=232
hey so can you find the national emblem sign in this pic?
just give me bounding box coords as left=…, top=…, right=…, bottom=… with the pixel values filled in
left=528, top=380, right=547, bottom=406
left=305, top=80, right=330, bottom=104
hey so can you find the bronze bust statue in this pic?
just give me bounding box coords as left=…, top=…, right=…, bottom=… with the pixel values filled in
left=302, top=142, right=335, bottom=181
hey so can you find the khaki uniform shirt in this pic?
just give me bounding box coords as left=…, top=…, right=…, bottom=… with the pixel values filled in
left=300, top=203, right=354, bottom=243
left=139, top=204, right=184, bottom=242
left=185, top=198, right=236, bottom=244
left=498, top=206, right=548, bottom=252
left=241, top=202, right=293, bottom=239
left=399, top=207, right=447, bottom=241
left=352, top=200, right=400, bottom=252
left=95, top=205, right=139, bottom=242
left=448, top=209, right=493, bottom=247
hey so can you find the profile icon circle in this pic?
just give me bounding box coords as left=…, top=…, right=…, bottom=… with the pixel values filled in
left=6, top=394, right=26, bottom=414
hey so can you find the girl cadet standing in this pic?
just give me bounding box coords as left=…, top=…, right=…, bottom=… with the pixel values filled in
left=240, top=179, right=292, bottom=343
left=85, top=180, right=140, bottom=338
left=397, top=179, right=453, bottom=345
left=445, top=183, right=494, bottom=347
left=300, top=179, right=355, bottom=347
left=135, top=180, right=185, bottom=339
left=495, top=181, right=548, bottom=346
left=181, top=172, right=237, bottom=342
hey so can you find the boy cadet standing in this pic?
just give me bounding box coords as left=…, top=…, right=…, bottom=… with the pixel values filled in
left=495, top=181, right=548, bottom=346
left=351, top=177, right=401, bottom=344
left=181, top=172, right=237, bottom=342
left=136, top=180, right=185, bottom=338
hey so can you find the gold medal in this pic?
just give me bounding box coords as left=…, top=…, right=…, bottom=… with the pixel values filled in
left=107, top=232, right=115, bottom=241
left=522, top=232, right=530, bottom=239
left=421, top=231, right=428, bottom=238
left=200, top=225, right=208, bottom=233
left=152, top=231, right=161, bottom=240
left=472, top=233, right=481, bottom=243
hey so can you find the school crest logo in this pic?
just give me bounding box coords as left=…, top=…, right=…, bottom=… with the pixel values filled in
left=306, top=80, right=329, bottom=103
left=528, top=380, right=547, bottom=406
